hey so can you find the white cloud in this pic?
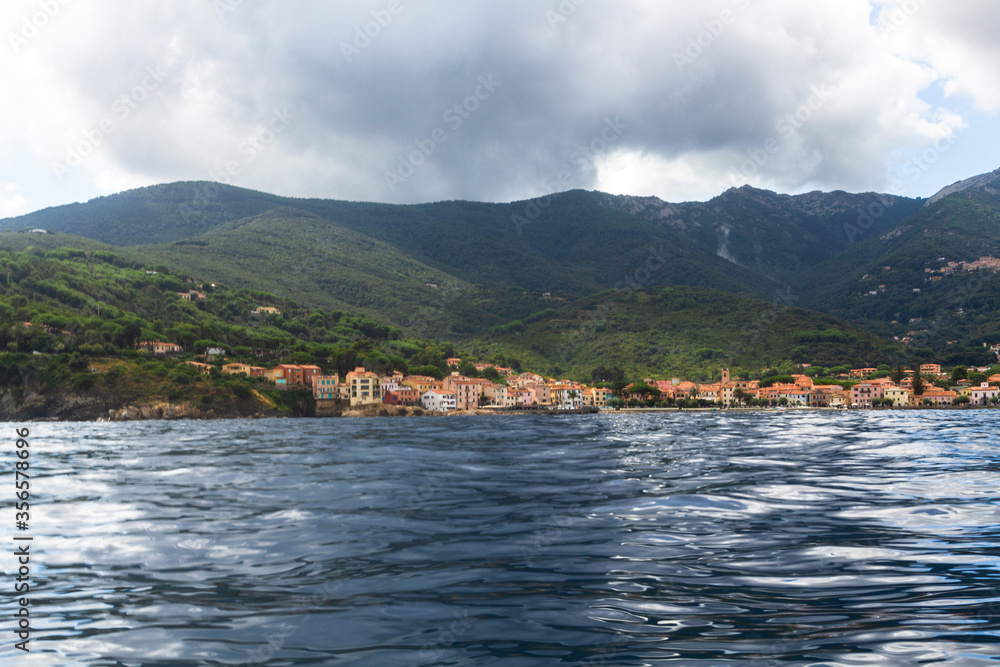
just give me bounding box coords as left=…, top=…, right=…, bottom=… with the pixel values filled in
left=0, top=183, right=29, bottom=218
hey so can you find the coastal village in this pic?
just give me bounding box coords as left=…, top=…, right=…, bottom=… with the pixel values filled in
left=135, top=333, right=1000, bottom=411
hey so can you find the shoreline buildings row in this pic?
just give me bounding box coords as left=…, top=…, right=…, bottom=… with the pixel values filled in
left=136, top=339, right=1000, bottom=410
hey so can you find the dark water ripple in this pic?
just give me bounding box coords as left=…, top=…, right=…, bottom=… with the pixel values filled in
left=4, top=411, right=1000, bottom=665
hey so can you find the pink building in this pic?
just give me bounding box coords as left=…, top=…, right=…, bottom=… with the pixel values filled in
left=850, top=383, right=884, bottom=408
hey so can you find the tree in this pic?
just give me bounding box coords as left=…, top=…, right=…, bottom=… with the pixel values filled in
left=481, top=367, right=501, bottom=382
left=911, top=371, right=925, bottom=396
left=954, top=395, right=970, bottom=406
left=733, top=388, right=746, bottom=407
left=891, top=366, right=906, bottom=385
left=627, top=382, right=661, bottom=402
left=610, top=379, right=630, bottom=398
left=950, top=365, right=968, bottom=384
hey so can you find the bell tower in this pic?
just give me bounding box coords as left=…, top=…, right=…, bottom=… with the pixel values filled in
left=721, top=368, right=730, bottom=385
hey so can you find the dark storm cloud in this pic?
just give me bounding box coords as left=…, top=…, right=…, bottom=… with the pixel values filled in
left=2, top=0, right=997, bottom=209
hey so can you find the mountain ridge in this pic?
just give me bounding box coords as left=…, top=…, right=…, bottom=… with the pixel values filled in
left=2, top=167, right=998, bottom=363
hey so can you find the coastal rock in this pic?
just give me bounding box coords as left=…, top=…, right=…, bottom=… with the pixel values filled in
left=108, top=402, right=206, bottom=421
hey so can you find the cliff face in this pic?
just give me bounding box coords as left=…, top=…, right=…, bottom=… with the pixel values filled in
left=0, top=381, right=118, bottom=421
left=106, top=401, right=266, bottom=421
left=0, top=379, right=285, bottom=422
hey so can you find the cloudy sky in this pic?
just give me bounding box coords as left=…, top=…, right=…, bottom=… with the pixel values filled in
left=1, top=0, right=998, bottom=217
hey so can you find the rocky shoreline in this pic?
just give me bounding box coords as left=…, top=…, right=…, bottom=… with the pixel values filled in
left=3, top=387, right=602, bottom=421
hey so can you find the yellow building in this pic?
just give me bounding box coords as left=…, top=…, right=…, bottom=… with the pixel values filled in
left=883, top=387, right=911, bottom=407
left=582, top=387, right=609, bottom=408
left=346, top=367, right=382, bottom=406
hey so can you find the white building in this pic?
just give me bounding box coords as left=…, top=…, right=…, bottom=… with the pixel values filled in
left=381, top=378, right=401, bottom=395
left=421, top=390, right=457, bottom=411
left=969, top=383, right=1000, bottom=406
left=553, top=387, right=584, bottom=410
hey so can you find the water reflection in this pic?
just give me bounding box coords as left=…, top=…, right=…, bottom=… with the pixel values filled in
left=3, top=412, right=999, bottom=664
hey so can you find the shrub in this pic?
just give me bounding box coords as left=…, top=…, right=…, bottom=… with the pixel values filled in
left=71, top=372, right=95, bottom=390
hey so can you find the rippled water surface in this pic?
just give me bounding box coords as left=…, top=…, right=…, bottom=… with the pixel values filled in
left=5, top=412, right=1000, bottom=665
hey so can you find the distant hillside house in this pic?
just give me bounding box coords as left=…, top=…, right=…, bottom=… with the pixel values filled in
left=251, top=306, right=281, bottom=316
left=184, top=361, right=213, bottom=375
left=177, top=290, right=206, bottom=301
left=136, top=340, right=183, bottom=356
left=28, top=228, right=48, bottom=234
left=223, top=363, right=266, bottom=378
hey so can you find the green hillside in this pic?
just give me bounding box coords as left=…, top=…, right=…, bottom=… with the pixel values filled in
left=3, top=172, right=999, bottom=361
left=291, top=190, right=775, bottom=300
left=465, top=286, right=917, bottom=382
left=598, top=187, right=924, bottom=281
left=1, top=184, right=775, bottom=301
left=129, top=207, right=541, bottom=339
left=0, top=182, right=287, bottom=245
left=0, top=246, right=466, bottom=418
left=803, top=173, right=1000, bottom=362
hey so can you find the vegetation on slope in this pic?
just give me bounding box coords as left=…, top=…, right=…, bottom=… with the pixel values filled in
left=466, top=286, right=921, bottom=383
left=0, top=246, right=464, bottom=415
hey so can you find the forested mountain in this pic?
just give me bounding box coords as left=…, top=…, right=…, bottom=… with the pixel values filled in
left=465, top=286, right=912, bottom=381
left=2, top=167, right=999, bottom=368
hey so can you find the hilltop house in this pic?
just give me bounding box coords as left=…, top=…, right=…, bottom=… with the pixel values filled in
left=222, top=363, right=266, bottom=378
left=136, top=340, right=183, bottom=356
